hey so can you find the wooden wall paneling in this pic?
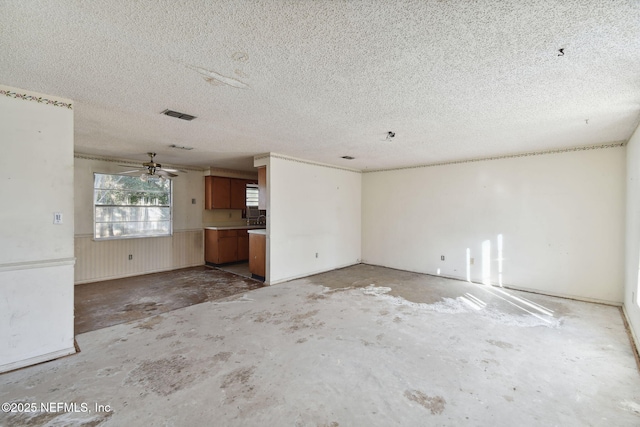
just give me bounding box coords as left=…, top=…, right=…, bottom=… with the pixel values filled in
left=74, top=230, right=203, bottom=284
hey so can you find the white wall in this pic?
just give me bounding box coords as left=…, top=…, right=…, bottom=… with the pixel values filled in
left=0, top=85, right=75, bottom=372
left=625, top=123, right=640, bottom=350
left=74, top=156, right=205, bottom=283
left=363, top=147, right=625, bottom=304
left=266, top=154, right=361, bottom=284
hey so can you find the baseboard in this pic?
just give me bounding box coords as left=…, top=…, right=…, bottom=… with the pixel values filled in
left=0, top=346, right=76, bottom=374
left=500, top=283, right=622, bottom=307
left=621, top=305, right=640, bottom=372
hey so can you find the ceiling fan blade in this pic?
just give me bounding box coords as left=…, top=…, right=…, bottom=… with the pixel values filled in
left=156, top=169, right=178, bottom=178
left=117, top=155, right=180, bottom=177
left=161, top=167, right=187, bottom=173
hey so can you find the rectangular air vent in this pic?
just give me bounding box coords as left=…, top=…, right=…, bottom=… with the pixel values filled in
left=169, top=144, right=194, bottom=150
left=161, top=109, right=196, bottom=121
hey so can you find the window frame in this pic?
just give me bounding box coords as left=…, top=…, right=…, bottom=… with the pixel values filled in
left=93, top=172, right=174, bottom=241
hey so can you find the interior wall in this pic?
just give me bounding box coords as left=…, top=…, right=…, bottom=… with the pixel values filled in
left=267, top=154, right=361, bottom=284
left=362, top=146, right=625, bottom=304
left=73, top=156, right=205, bottom=284
left=0, top=85, right=75, bottom=372
left=202, top=209, right=245, bottom=227
left=625, top=123, right=640, bottom=350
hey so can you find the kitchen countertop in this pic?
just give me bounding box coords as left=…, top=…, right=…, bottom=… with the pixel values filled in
left=248, top=229, right=267, bottom=235
left=204, top=225, right=266, bottom=230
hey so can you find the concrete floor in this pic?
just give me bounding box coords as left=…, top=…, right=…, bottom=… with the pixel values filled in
left=75, top=266, right=265, bottom=334
left=1, top=264, right=639, bottom=426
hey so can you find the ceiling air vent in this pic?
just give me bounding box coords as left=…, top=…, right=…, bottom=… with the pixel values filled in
left=169, top=144, right=194, bottom=150
left=161, top=109, right=196, bottom=121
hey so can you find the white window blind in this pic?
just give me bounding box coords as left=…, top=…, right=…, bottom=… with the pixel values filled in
left=246, top=184, right=259, bottom=207
left=94, top=173, right=172, bottom=239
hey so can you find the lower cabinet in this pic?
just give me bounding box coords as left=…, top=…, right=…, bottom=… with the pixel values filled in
left=237, top=230, right=249, bottom=260
left=249, top=233, right=266, bottom=278
left=205, top=229, right=250, bottom=264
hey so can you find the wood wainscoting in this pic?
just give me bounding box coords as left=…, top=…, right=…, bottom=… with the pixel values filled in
left=74, top=229, right=203, bottom=284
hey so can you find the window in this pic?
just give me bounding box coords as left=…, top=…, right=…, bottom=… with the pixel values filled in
left=246, top=184, right=259, bottom=207
left=94, top=173, right=172, bottom=239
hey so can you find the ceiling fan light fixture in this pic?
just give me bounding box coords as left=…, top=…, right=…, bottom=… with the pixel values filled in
left=120, top=153, right=179, bottom=180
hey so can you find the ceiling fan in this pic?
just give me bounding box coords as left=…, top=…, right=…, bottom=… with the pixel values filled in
left=119, top=152, right=181, bottom=181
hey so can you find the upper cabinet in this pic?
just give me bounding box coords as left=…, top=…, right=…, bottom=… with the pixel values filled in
left=205, top=176, right=231, bottom=209
left=258, top=167, right=266, bottom=210
left=230, top=178, right=248, bottom=210
left=205, top=176, right=259, bottom=210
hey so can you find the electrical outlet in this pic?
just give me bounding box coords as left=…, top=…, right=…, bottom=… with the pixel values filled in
left=441, top=255, right=445, bottom=261
left=128, top=254, right=133, bottom=260
left=192, top=198, right=196, bottom=204
left=53, top=212, right=63, bottom=224
left=315, top=253, right=318, bottom=258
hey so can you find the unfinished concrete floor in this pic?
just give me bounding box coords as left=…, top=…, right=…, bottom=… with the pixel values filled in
left=1, top=264, right=639, bottom=426
left=75, top=266, right=264, bottom=333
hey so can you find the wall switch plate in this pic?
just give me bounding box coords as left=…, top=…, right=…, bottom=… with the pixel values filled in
left=53, top=212, right=63, bottom=224
left=470, top=258, right=474, bottom=265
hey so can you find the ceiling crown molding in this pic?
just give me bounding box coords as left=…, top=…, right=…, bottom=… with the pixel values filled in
left=256, top=153, right=362, bottom=174
left=363, top=141, right=626, bottom=173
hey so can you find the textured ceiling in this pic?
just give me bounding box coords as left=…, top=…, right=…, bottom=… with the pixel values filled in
left=2, top=0, right=640, bottom=171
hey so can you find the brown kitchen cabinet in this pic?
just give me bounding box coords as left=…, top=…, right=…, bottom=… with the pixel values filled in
left=237, top=229, right=249, bottom=260
left=206, top=176, right=256, bottom=210
left=205, top=228, right=251, bottom=265
left=204, top=176, right=231, bottom=209
left=249, top=232, right=266, bottom=278
left=230, top=179, right=248, bottom=209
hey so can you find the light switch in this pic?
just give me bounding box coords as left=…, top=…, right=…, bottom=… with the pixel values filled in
left=53, top=212, right=63, bottom=224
